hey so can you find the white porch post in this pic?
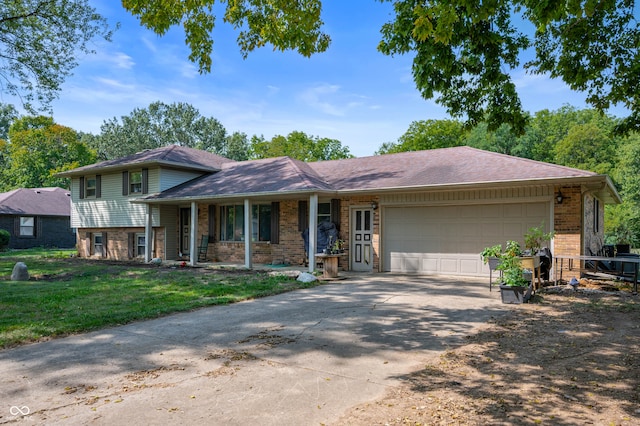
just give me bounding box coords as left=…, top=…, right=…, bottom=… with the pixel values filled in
left=189, top=201, right=197, bottom=266
left=144, top=204, right=153, bottom=263
left=308, top=194, right=318, bottom=273
left=244, top=198, right=253, bottom=269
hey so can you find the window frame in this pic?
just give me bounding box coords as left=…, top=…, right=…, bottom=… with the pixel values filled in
left=220, top=204, right=271, bottom=242
left=129, top=171, right=143, bottom=194
left=135, top=233, right=146, bottom=257
left=19, top=216, right=35, bottom=237
left=85, top=176, right=97, bottom=198
left=93, top=233, right=103, bottom=256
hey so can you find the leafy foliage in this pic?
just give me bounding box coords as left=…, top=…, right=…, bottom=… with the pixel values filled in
left=91, top=102, right=235, bottom=160
left=121, top=0, right=330, bottom=73
left=376, top=0, right=640, bottom=134
left=0, top=0, right=113, bottom=112
left=376, top=119, right=465, bottom=154
left=1, top=116, right=96, bottom=190
left=250, top=131, right=353, bottom=161
left=0, top=229, right=9, bottom=251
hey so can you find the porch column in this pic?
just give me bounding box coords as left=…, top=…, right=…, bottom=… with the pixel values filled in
left=144, top=204, right=153, bottom=263
left=244, top=198, right=252, bottom=269
left=308, top=194, right=318, bottom=273
left=189, top=201, right=197, bottom=266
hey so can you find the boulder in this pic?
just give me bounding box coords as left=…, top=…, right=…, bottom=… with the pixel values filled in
left=296, top=272, right=317, bottom=283
left=11, top=262, right=29, bottom=281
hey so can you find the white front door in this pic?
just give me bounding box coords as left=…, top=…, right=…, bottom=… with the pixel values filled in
left=351, top=208, right=374, bottom=272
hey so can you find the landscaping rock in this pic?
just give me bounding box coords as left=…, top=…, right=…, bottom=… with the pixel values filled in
left=296, top=272, right=317, bottom=283
left=268, top=270, right=300, bottom=278
left=11, top=262, right=29, bottom=281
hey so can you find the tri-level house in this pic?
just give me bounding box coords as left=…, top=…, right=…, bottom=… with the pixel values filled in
left=57, top=145, right=620, bottom=277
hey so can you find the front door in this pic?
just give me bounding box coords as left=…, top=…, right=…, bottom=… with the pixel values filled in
left=351, top=208, right=374, bottom=272
left=180, top=207, right=190, bottom=256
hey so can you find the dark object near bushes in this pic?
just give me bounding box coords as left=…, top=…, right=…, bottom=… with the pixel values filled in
left=0, top=229, right=9, bottom=250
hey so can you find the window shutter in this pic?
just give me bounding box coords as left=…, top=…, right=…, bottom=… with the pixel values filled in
left=122, top=171, right=129, bottom=196
left=96, top=175, right=102, bottom=198
left=86, top=232, right=91, bottom=256
left=103, top=232, right=108, bottom=258
left=142, top=168, right=149, bottom=194
left=35, top=216, right=41, bottom=238
left=298, top=200, right=308, bottom=232
left=271, top=202, right=280, bottom=244
left=128, top=233, right=135, bottom=259
left=13, top=217, right=19, bottom=236
left=208, top=205, right=216, bottom=241
left=79, top=177, right=85, bottom=199
left=331, top=198, right=341, bottom=230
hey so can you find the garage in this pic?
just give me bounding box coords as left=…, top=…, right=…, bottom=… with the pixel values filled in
left=383, top=202, right=550, bottom=276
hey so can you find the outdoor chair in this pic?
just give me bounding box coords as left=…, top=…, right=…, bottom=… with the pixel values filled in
left=198, top=235, right=210, bottom=262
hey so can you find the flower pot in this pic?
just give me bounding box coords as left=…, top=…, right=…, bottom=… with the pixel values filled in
left=499, top=284, right=532, bottom=304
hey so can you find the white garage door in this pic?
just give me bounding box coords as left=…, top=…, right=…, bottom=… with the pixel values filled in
left=383, top=202, right=549, bottom=276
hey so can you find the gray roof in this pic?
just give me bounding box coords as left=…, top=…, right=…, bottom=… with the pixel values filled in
left=309, top=146, right=599, bottom=190
left=143, top=156, right=333, bottom=200
left=56, top=145, right=234, bottom=177
left=141, top=146, right=620, bottom=203
left=0, top=187, right=71, bottom=216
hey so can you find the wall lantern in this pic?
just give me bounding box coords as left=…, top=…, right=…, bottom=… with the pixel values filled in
left=371, top=202, right=378, bottom=210
left=556, top=191, right=564, bottom=204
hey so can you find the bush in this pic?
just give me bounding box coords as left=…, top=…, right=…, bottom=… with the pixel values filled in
left=0, top=229, right=9, bottom=251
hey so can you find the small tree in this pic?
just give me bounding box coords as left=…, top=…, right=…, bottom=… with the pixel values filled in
left=0, top=229, right=10, bottom=251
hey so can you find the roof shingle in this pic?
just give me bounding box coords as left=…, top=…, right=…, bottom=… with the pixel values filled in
left=0, top=187, right=71, bottom=216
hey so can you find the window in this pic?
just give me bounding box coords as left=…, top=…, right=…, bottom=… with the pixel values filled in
left=19, top=217, right=34, bottom=236
left=220, top=204, right=271, bottom=242
left=86, top=176, right=97, bottom=198
left=130, top=171, right=142, bottom=194
left=93, top=233, right=103, bottom=256
left=136, top=233, right=146, bottom=257
left=318, top=202, right=331, bottom=223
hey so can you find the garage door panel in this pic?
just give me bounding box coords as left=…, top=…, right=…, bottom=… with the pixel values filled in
left=384, top=203, right=549, bottom=276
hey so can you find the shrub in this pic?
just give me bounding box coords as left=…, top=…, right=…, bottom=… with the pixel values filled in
left=0, top=229, right=10, bottom=251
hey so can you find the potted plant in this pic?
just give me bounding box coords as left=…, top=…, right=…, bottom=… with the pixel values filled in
left=497, top=240, right=533, bottom=304
left=481, top=244, right=502, bottom=270
left=524, top=223, right=555, bottom=255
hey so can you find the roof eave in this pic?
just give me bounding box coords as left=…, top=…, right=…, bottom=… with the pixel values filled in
left=55, top=160, right=221, bottom=178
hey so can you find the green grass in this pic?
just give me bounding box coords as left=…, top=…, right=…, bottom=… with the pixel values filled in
left=0, top=249, right=316, bottom=349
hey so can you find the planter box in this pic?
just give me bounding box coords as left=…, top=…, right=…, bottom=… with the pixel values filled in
left=499, top=284, right=532, bottom=304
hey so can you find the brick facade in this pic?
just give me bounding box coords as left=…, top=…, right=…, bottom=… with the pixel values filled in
left=77, top=227, right=165, bottom=260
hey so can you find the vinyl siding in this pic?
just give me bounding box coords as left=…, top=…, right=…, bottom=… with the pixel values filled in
left=159, top=169, right=205, bottom=191
left=70, top=170, right=160, bottom=228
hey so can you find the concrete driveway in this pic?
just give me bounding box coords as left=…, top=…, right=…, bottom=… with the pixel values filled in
left=0, top=274, right=507, bottom=425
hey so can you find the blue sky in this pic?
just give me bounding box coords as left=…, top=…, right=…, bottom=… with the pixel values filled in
left=48, top=1, right=605, bottom=157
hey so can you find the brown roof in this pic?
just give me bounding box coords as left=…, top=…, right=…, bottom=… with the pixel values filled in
left=141, top=146, right=619, bottom=203
left=56, top=145, right=234, bottom=177
left=0, top=187, right=71, bottom=216
left=144, top=156, right=333, bottom=200
left=308, top=146, right=599, bottom=190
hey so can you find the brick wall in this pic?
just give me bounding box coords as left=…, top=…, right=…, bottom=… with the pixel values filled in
left=77, top=227, right=165, bottom=260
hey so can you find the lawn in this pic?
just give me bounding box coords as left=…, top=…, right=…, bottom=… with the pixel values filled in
left=0, top=248, right=314, bottom=349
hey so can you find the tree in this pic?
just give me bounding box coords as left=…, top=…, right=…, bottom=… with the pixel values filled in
left=377, top=119, right=466, bottom=154
left=378, top=0, right=640, bottom=135
left=250, top=131, right=352, bottom=161
left=225, top=131, right=250, bottom=161
left=92, top=102, right=231, bottom=160
left=125, top=2, right=640, bottom=135
left=3, top=116, right=96, bottom=190
left=0, top=103, right=18, bottom=140
left=0, top=1, right=113, bottom=112
left=121, top=0, right=330, bottom=73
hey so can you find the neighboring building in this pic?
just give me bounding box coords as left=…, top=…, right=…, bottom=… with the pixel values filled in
left=56, top=145, right=620, bottom=276
left=0, top=187, right=75, bottom=249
